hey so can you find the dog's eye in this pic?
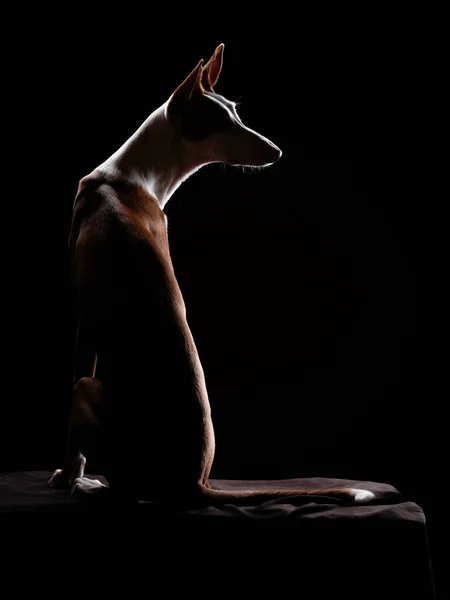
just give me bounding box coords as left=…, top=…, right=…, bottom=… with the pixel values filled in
left=181, top=97, right=234, bottom=141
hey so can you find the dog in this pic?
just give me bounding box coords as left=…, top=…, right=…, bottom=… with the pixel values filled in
left=48, top=43, right=374, bottom=506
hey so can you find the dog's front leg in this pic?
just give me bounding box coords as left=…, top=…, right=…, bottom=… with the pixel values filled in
left=48, top=317, right=97, bottom=490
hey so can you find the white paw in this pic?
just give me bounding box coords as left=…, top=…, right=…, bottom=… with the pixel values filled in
left=48, top=469, right=70, bottom=489
left=71, top=476, right=109, bottom=498
left=351, top=488, right=375, bottom=503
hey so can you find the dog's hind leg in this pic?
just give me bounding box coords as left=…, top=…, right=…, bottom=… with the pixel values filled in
left=49, top=314, right=102, bottom=490
left=48, top=377, right=106, bottom=493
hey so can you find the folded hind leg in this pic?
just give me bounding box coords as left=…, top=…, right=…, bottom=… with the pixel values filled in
left=48, top=377, right=109, bottom=497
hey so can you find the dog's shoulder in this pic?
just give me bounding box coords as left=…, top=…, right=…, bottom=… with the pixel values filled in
left=73, top=170, right=165, bottom=232
left=70, top=170, right=170, bottom=270
left=73, top=170, right=121, bottom=220
left=70, top=171, right=113, bottom=232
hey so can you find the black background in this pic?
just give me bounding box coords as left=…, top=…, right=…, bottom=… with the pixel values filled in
left=0, top=11, right=444, bottom=595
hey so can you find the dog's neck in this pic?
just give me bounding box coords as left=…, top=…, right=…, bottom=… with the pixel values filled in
left=98, top=103, right=204, bottom=209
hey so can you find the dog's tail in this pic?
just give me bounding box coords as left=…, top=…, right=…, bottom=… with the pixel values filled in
left=198, top=483, right=375, bottom=505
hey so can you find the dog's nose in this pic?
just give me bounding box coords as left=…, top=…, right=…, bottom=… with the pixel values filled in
left=266, top=137, right=282, bottom=161
left=266, top=144, right=282, bottom=164
left=272, top=146, right=282, bottom=162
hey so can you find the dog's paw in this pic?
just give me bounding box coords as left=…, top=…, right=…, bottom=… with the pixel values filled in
left=350, top=488, right=375, bottom=503
left=71, top=476, right=109, bottom=499
left=48, top=454, right=87, bottom=490
left=48, top=469, right=70, bottom=489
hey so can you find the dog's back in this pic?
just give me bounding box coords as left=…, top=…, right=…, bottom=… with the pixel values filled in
left=70, top=171, right=214, bottom=498
left=71, top=171, right=177, bottom=323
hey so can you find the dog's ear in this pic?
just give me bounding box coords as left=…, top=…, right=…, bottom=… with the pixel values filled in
left=202, top=43, right=224, bottom=92
left=166, top=59, right=204, bottom=118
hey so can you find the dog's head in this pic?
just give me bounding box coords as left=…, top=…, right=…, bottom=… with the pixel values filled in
left=165, top=44, right=282, bottom=169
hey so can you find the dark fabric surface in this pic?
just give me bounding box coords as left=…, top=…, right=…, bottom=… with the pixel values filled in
left=0, top=471, right=435, bottom=599
left=0, top=471, right=408, bottom=516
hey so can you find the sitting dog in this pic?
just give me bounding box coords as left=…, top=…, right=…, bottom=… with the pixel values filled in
left=49, top=44, right=374, bottom=506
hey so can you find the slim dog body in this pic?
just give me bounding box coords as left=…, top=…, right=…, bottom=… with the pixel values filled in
left=49, top=44, right=374, bottom=505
